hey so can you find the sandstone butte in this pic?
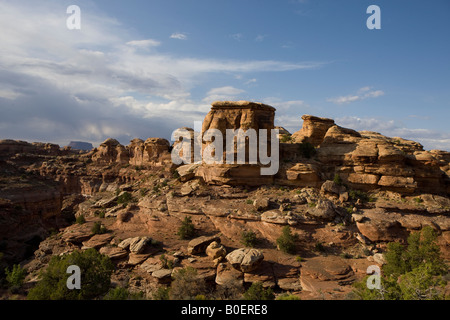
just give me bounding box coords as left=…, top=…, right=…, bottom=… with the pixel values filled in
left=0, top=100, right=449, bottom=300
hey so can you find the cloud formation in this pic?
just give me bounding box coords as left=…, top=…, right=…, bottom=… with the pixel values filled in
left=203, top=86, right=246, bottom=103
left=0, top=1, right=323, bottom=147
left=170, top=32, right=188, bottom=40
left=327, top=87, right=384, bottom=105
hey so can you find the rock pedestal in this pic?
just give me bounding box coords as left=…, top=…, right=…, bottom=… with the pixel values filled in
left=196, top=101, right=277, bottom=186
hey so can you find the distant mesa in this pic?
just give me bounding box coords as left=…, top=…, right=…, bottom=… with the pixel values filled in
left=67, top=141, right=94, bottom=151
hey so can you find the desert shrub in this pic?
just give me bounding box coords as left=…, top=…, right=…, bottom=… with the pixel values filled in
left=117, top=191, right=133, bottom=205
left=314, top=241, right=325, bottom=253
left=276, top=226, right=298, bottom=254
left=276, top=293, right=300, bottom=300
left=280, top=134, right=292, bottom=143
left=91, top=221, right=107, bottom=235
left=28, top=248, right=113, bottom=300
left=351, top=226, right=448, bottom=300
left=103, top=287, right=130, bottom=300
left=94, top=209, right=106, bottom=218
left=177, top=216, right=196, bottom=240
left=213, top=282, right=244, bottom=300
left=298, top=142, right=316, bottom=158
left=243, top=282, right=274, bottom=300
left=76, top=215, right=86, bottom=225
left=140, top=188, right=148, bottom=197
left=333, top=173, right=343, bottom=186
left=241, top=231, right=259, bottom=248
left=5, top=264, right=27, bottom=289
left=383, top=226, right=447, bottom=277
left=169, top=267, right=207, bottom=300
left=172, top=169, right=180, bottom=180
left=159, top=254, right=174, bottom=269
left=153, top=286, right=170, bottom=300
left=152, top=184, right=161, bottom=194
left=103, top=287, right=144, bottom=300
left=340, top=252, right=353, bottom=259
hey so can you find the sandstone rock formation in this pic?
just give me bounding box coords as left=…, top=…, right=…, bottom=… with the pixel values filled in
left=196, top=101, right=276, bottom=186
left=91, top=138, right=129, bottom=164
left=226, top=248, right=264, bottom=272
left=187, top=234, right=221, bottom=255
left=1, top=100, right=449, bottom=301
left=292, top=115, right=337, bottom=146
left=285, top=115, right=450, bottom=195
left=128, top=138, right=171, bottom=166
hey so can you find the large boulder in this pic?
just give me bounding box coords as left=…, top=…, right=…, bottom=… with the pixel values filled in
left=176, top=163, right=201, bottom=182
left=215, top=263, right=244, bottom=287
left=118, top=236, right=151, bottom=254
left=307, top=199, right=337, bottom=221
left=291, top=115, right=335, bottom=146
left=187, top=234, right=221, bottom=255
left=226, top=248, right=264, bottom=272
left=206, top=241, right=227, bottom=260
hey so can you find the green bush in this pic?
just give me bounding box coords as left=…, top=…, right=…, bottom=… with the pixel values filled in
left=243, top=282, right=274, bottom=300
left=280, top=134, right=292, bottom=143
left=153, top=286, right=170, bottom=300
left=153, top=184, right=161, bottom=194
left=117, top=191, right=133, bottom=205
left=351, top=226, right=448, bottom=300
left=177, top=216, right=196, bottom=240
left=333, top=173, right=343, bottom=186
left=314, top=241, right=325, bottom=253
left=76, top=215, right=86, bottom=225
left=172, top=170, right=180, bottom=180
left=383, top=226, right=447, bottom=277
left=140, top=188, right=148, bottom=197
left=103, top=287, right=144, bottom=300
left=91, top=221, right=107, bottom=235
left=276, top=226, right=298, bottom=254
left=94, top=210, right=106, bottom=218
left=349, top=189, right=375, bottom=203
left=159, top=254, right=174, bottom=269
left=276, top=293, right=300, bottom=300
left=5, top=264, right=27, bottom=289
left=241, top=231, right=259, bottom=248
left=27, top=248, right=114, bottom=300
left=103, top=287, right=130, bottom=300
left=169, top=267, right=207, bottom=300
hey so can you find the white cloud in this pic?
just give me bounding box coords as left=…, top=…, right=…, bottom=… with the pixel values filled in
left=230, top=33, right=244, bottom=41
left=203, top=86, right=246, bottom=103
left=0, top=1, right=326, bottom=146
left=244, top=78, right=257, bottom=85
left=126, top=39, right=161, bottom=48
left=255, top=34, right=267, bottom=42
left=0, top=89, right=22, bottom=100
left=327, top=87, right=385, bottom=105
left=170, top=32, right=188, bottom=40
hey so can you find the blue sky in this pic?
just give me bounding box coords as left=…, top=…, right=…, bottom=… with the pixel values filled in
left=0, top=0, right=449, bottom=150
